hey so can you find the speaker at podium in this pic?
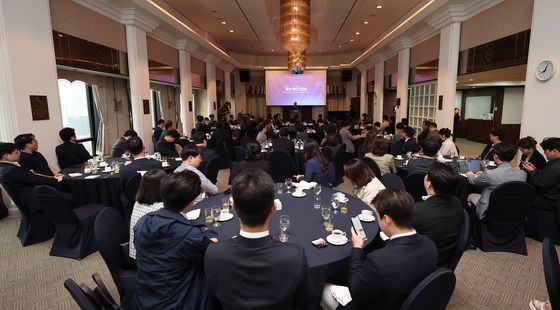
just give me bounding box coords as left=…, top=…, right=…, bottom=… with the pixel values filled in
left=289, top=102, right=301, bottom=122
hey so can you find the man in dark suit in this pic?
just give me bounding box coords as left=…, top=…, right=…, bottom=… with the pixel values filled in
left=55, top=127, right=93, bottom=169
left=407, top=139, right=439, bottom=176
left=272, top=127, right=295, bottom=156
left=156, top=129, right=182, bottom=157
left=120, top=137, right=162, bottom=189
left=479, top=129, right=505, bottom=160
left=152, top=119, right=165, bottom=147
left=415, top=162, right=464, bottom=267
left=322, top=189, right=437, bottom=309
left=14, top=133, right=58, bottom=176
left=205, top=169, right=315, bottom=310
left=192, top=131, right=216, bottom=172
left=110, top=129, right=137, bottom=158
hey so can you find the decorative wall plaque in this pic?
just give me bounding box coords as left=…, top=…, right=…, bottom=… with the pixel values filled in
left=143, top=99, right=150, bottom=114
left=29, top=95, right=49, bottom=121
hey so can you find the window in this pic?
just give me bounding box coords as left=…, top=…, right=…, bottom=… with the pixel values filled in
left=151, top=89, right=162, bottom=127
left=408, top=81, right=437, bottom=132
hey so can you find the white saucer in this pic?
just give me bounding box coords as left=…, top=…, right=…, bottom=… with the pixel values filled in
left=103, top=168, right=113, bottom=173
left=185, top=209, right=200, bottom=220
left=326, top=234, right=349, bottom=246
left=292, top=191, right=306, bottom=198
left=337, top=197, right=349, bottom=203
left=358, top=214, right=375, bottom=222
left=218, top=213, right=234, bottom=222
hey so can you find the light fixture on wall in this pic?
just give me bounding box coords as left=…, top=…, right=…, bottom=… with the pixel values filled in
left=280, top=0, right=310, bottom=72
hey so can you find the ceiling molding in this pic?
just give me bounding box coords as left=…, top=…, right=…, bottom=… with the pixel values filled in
left=368, top=53, right=385, bottom=65
left=121, top=8, right=160, bottom=32
left=409, top=24, right=440, bottom=47
left=149, top=29, right=178, bottom=48
left=426, top=0, right=503, bottom=30
left=176, top=39, right=199, bottom=54
left=462, top=0, right=504, bottom=21
left=72, top=0, right=122, bottom=22
left=390, top=37, right=413, bottom=53
left=205, top=55, right=220, bottom=65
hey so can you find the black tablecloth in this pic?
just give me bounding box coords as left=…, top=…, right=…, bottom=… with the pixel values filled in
left=192, top=187, right=378, bottom=304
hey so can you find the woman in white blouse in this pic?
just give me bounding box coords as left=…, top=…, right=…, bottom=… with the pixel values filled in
left=344, top=158, right=386, bottom=209
left=438, top=128, right=458, bottom=157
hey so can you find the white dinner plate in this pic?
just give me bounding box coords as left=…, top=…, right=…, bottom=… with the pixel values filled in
left=326, top=234, right=349, bottom=246
left=185, top=209, right=200, bottom=220
left=292, top=191, right=306, bottom=198
left=358, top=214, right=375, bottom=222
left=218, top=213, right=234, bottom=222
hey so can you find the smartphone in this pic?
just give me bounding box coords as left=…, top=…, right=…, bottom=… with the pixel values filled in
left=351, top=216, right=367, bottom=239
left=311, top=238, right=327, bottom=248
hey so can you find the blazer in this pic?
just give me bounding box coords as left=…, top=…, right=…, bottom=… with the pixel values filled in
left=364, top=153, right=396, bottom=176
left=403, top=138, right=420, bottom=154
left=205, top=235, right=315, bottom=310
left=152, top=127, right=163, bottom=146
left=19, top=151, right=53, bottom=176
left=199, top=147, right=217, bottom=173
left=0, top=162, right=59, bottom=213
left=354, top=177, right=386, bottom=208
left=119, top=158, right=163, bottom=189
left=239, top=160, right=271, bottom=175
left=480, top=143, right=497, bottom=160
left=132, top=208, right=215, bottom=310
left=110, top=137, right=127, bottom=158
left=55, top=141, right=92, bottom=169
left=528, top=157, right=560, bottom=202
left=156, top=140, right=179, bottom=157
left=519, top=149, right=547, bottom=171
left=304, top=156, right=335, bottom=187
left=415, top=195, right=464, bottom=267
left=272, top=137, right=295, bottom=156
left=407, top=156, right=435, bottom=176
left=467, top=163, right=527, bottom=219
left=348, top=234, right=438, bottom=310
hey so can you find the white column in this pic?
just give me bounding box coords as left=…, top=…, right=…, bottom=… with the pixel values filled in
left=520, top=0, right=560, bottom=142
left=178, top=45, right=193, bottom=134
left=373, top=60, right=385, bottom=124
left=358, top=66, right=368, bottom=116
left=206, top=57, right=217, bottom=117
left=435, top=22, right=461, bottom=130
left=234, top=70, right=247, bottom=114
left=395, top=48, right=411, bottom=123
left=224, top=68, right=232, bottom=103
left=0, top=0, right=62, bottom=166
left=125, top=24, right=153, bottom=150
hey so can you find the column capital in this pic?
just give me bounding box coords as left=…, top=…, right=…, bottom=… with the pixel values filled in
left=223, top=64, right=236, bottom=73
left=368, top=53, right=385, bottom=65
left=426, top=0, right=502, bottom=30
left=356, top=62, right=371, bottom=72
left=390, top=37, right=412, bottom=53
left=121, top=8, right=159, bottom=33
left=176, top=39, right=199, bottom=53
left=205, top=55, right=220, bottom=65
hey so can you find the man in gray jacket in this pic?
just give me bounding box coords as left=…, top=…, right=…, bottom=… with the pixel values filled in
left=466, top=143, right=527, bottom=219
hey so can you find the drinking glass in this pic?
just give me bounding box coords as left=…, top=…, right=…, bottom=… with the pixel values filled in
left=154, top=152, right=162, bottom=161
left=480, top=159, right=489, bottom=172
left=321, top=205, right=331, bottom=225
left=339, top=201, right=348, bottom=214
left=313, top=195, right=321, bottom=209
left=279, top=215, right=290, bottom=242
left=91, top=161, right=99, bottom=174
left=112, top=162, right=120, bottom=174
left=221, top=196, right=230, bottom=211
left=313, top=184, right=322, bottom=196
left=211, top=206, right=221, bottom=227
left=285, top=178, right=293, bottom=194
left=324, top=216, right=333, bottom=232
left=276, top=183, right=283, bottom=194
left=331, top=194, right=340, bottom=214
left=84, top=162, right=91, bottom=174
left=204, top=208, right=213, bottom=224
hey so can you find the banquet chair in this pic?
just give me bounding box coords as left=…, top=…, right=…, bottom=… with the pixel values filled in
left=404, top=174, right=427, bottom=202
left=268, top=150, right=296, bottom=183
left=217, top=140, right=234, bottom=169
left=361, top=157, right=382, bottom=178
left=474, top=181, right=536, bottom=255
left=379, top=173, right=405, bottom=190
left=234, top=146, right=246, bottom=162
left=400, top=268, right=456, bottom=310
left=0, top=179, right=54, bottom=246
left=124, top=174, right=142, bottom=222
left=64, top=278, right=102, bottom=310
left=34, top=185, right=103, bottom=260
left=92, top=273, right=122, bottom=309
left=320, top=147, right=332, bottom=163
left=542, top=238, right=560, bottom=310
left=333, top=144, right=346, bottom=186
left=526, top=199, right=560, bottom=244
left=94, top=207, right=136, bottom=299
left=204, top=157, right=221, bottom=184
left=446, top=209, right=470, bottom=271
left=239, top=135, right=251, bottom=148
left=0, top=191, right=8, bottom=220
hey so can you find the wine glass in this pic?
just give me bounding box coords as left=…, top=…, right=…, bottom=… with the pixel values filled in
left=331, top=194, right=340, bottom=214
left=313, top=184, right=322, bottom=196
left=211, top=206, right=221, bottom=227
left=154, top=152, right=162, bottom=161
left=285, top=178, right=293, bottom=194
left=321, top=205, right=331, bottom=224
left=279, top=215, right=290, bottom=242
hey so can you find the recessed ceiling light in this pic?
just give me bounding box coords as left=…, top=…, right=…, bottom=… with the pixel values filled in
left=221, top=21, right=226, bottom=25
left=57, top=33, right=63, bottom=37
left=271, top=49, right=274, bottom=52
left=471, top=86, right=476, bottom=88
left=355, top=32, right=360, bottom=35
left=350, top=39, right=354, bottom=42
left=363, top=21, right=369, bottom=24
left=318, top=49, right=322, bottom=52
left=377, top=5, right=383, bottom=9
left=338, top=45, right=342, bottom=48
left=468, top=78, right=474, bottom=81
left=229, top=29, right=234, bottom=33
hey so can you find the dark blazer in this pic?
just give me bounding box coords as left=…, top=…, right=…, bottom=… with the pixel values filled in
left=304, top=156, right=335, bottom=187
left=0, top=162, right=59, bottom=213
left=132, top=208, right=215, bottom=310
left=348, top=233, right=438, bottom=310
left=272, top=137, right=295, bottom=156
left=403, top=138, right=420, bottom=154
left=205, top=235, right=315, bottom=310
left=529, top=157, right=560, bottom=202
left=415, top=195, right=464, bottom=266
left=19, top=151, right=52, bottom=176
left=152, top=127, right=163, bottom=146
left=519, top=149, right=547, bottom=171
left=110, top=137, right=127, bottom=158
left=55, top=141, right=92, bottom=169
left=156, top=140, right=179, bottom=157
left=199, top=147, right=217, bottom=173
left=119, top=158, right=163, bottom=189
left=239, top=160, right=271, bottom=175
left=407, top=156, right=435, bottom=176
left=480, top=143, right=497, bottom=160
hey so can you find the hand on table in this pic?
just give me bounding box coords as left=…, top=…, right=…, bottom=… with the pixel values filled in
left=294, top=175, right=304, bottom=180
left=466, top=171, right=482, bottom=177
left=54, top=174, right=64, bottom=182
left=351, top=226, right=364, bottom=249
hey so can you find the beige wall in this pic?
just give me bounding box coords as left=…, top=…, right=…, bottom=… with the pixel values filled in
left=410, top=34, right=440, bottom=67
left=146, top=36, right=178, bottom=68
left=191, top=56, right=206, bottom=77
left=216, top=67, right=224, bottom=82
left=384, top=56, right=398, bottom=75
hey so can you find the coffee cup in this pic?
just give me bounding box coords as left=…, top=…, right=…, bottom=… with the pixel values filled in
left=361, top=209, right=374, bottom=218
left=331, top=229, right=347, bottom=242
left=294, top=188, right=304, bottom=195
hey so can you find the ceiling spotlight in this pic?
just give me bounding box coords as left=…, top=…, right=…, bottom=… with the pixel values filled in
left=350, top=39, right=354, bottom=42
left=355, top=31, right=360, bottom=35
left=363, top=21, right=369, bottom=24
left=338, top=45, right=342, bottom=48
left=377, top=5, right=383, bottom=9
left=221, top=21, right=227, bottom=25
left=229, top=29, right=234, bottom=33
left=318, top=49, right=322, bottom=52
left=271, top=49, right=275, bottom=52
left=468, top=78, right=474, bottom=82
left=57, top=33, right=63, bottom=37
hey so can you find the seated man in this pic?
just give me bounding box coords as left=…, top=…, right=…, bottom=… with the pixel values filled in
left=272, top=127, right=295, bottom=156
left=524, top=137, right=560, bottom=216
left=120, top=137, right=162, bottom=189
left=175, top=147, right=218, bottom=204
left=0, top=143, right=63, bottom=213
left=158, top=120, right=174, bottom=143
left=132, top=171, right=217, bottom=309
left=415, top=162, right=464, bottom=267
left=424, top=122, right=441, bottom=145
left=480, top=129, right=505, bottom=160
left=256, top=123, right=268, bottom=145
left=152, top=119, right=165, bottom=147
left=192, top=131, right=216, bottom=172
left=205, top=169, right=315, bottom=309
left=392, top=122, right=405, bottom=144
left=156, top=129, right=182, bottom=157
left=467, top=143, right=527, bottom=220
left=110, top=129, right=137, bottom=158
left=392, top=127, right=420, bottom=156
left=14, top=133, right=58, bottom=176
left=407, top=139, right=439, bottom=176
left=322, top=189, right=437, bottom=309
left=55, top=127, right=92, bottom=169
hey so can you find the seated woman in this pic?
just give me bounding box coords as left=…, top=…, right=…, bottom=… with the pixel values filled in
left=301, top=140, right=335, bottom=187
left=322, top=132, right=341, bottom=161
left=344, top=158, right=386, bottom=208
left=129, top=169, right=167, bottom=259
left=438, top=128, right=458, bottom=157
left=364, top=135, right=396, bottom=176
left=239, top=140, right=271, bottom=175
left=518, top=136, right=547, bottom=172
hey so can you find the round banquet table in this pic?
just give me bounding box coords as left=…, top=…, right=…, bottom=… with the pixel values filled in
left=191, top=186, right=379, bottom=304
left=60, top=157, right=181, bottom=210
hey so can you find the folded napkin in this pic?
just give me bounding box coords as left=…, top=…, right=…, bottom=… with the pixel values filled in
left=67, top=173, right=82, bottom=178
left=84, top=175, right=100, bottom=179
left=175, top=157, right=182, bottom=161
left=185, top=209, right=200, bottom=220
left=274, top=199, right=282, bottom=210
left=293, top=180, right=317, bottom=190
left=124, top=161, right=132, bottom=166
left=329, top=285, right=352, bottom=306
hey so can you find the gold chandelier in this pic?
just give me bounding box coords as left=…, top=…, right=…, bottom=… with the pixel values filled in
left=288, top=50, right=306, bottom=69
left=280, top=0, right=310, bottom=69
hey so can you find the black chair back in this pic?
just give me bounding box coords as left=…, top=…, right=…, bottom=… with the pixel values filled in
left=34, top=186, right=81, bottom=247
left=404, top=174, right=427, bottom=202
left=361, top=157, right=382, bottom=178
left=379, top=173, right=405, bottom=190
left=391, top=139, right=404, bottom=156
left=268, top=151, right=296, bottom=183
left=92, top=273, right=121, bottom=309
left=321, top=147, right=333, bottom=163
left=333, top=144, right=346, bottom=185
left=400, top=268, right=456, bottom=310
left=219, top=139, right=234, bottom=169
left=239, top=135, right=251, bottom=148
left=447, top=209, right=470, bottom=271
left=124, top=174, right=142, bottom=220
left=234, top=146, right=246, bottom=162
left=478, top=181, right=536, bottom=255
left=204, top=157, right=221, bottom=184
left=543, top=238, right=560, bottom=310
left=64, top=278, right=101, bottom=310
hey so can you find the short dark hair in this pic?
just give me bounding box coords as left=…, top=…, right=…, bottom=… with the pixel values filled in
left=123, top=130, right=138, bottom=138
left=427, top=162, right=457, bottom=195
left=161, top=171, right=201, bottom=212
left=191, top=132, right=206, bottom=144
left=14, top=133, right=35, bottom=150
left=401, top=118, right=409, bottom=126
left=490, top=129, right=505, bottom=141
left=325, top=133, right=338, bottom=147
left=126, top=137, right=144, bottom=155
left=439, top=128, right=452, bottom=139
left=245, top=140, right=262, bottom=161
left=181, top=146, right=201, bottom=161
left=420, top=139, right=439, bottom=157
left=429, top=122, right=437, bottom=128
left=517, top=136, right=538, bottom=150
left=256, top=123, right=265, bottom=132
left=209, top=114, right=215, bottom=119
left=373, top=189, right=415, bottom=228
left=164, top=120, right=173, bottom=130
left=59, top=127, right=76, bottom=142
left=382, top=115, right=389, bottom=121
left=232, top=169, right=275, bottom=227
left=0, top=142, right=17, bottom=158
left=403, top=126, right=416, bottom=138
left=165, top=129, right=180, bottom=140
left=371, top=135, right=389, bottom=156
left=136, top=169, right=167, bottom=204
left=541, top=137, right=560, bottom=152
left=396, top=123, right=404, bottom=130
left=279, top=127, right=290, bottom=138
left=156, top=119, right=165, bottom=126
left=493, top=143, right=517, bottom=162
left=373, top=121, right=381, bottom=127
left=344, top=159, right=374, bottom=187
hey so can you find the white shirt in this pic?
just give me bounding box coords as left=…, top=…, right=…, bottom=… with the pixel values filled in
left=438, top=138, right=458, bottom=157
left=390, top=230, right=417, bottom=240
left=239, top=229, right=270, bottom=239
left=129, top=201, right=164, bottom=259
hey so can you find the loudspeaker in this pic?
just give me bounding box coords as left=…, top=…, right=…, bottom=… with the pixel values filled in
left=341, top=70, right=352, bottom=82
left=239, top=70, right=250, bottom=82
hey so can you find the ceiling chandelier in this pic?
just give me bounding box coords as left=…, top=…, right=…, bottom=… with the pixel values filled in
left=288, top=51, right=306, bottom=74
left=280, top=0, right=310, bottom=72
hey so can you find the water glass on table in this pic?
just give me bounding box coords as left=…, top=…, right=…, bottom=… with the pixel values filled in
left=313, top=184, right=322, bottom=196
left=313, top=195, right=321, bottom=209
left=221, top=196, right=230, bottom=212
left=339, top=201, right=348, bottom=214
left=279, top=214, right=290, bottom=242
left=285, top=178, right=293, bottom=194
left=205, top=208, right=213, bottom=224
left=211, top=206, right=221, bottom=227
left=331, top=194, right=340, bottom=214
left=276, top=183, right=283, bottom=194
